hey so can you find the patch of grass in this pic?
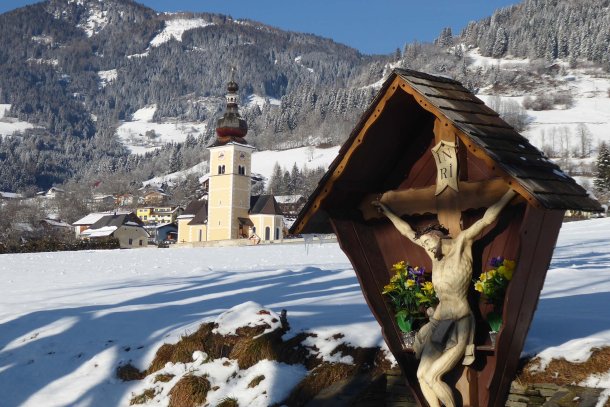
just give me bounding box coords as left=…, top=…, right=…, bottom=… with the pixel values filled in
left=130, top=388, right=155, bottom=405
left=281, top=362, right=357, bottom=406
left=117, top=363, right=145, bottom=381
left=168, top=374, right=211, bottom=407
left=247, top=375, right=265, bottom=388
left=217, top=397, right=239, bottom=407
left=147, top=323, right=232, bottom=374
left=153, top=373, right=175, bottom=383
left=518, top=346, right=610, bottom=385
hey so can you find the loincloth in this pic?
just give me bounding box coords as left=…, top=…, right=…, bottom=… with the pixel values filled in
left=413, top=313, right=475, bottom=365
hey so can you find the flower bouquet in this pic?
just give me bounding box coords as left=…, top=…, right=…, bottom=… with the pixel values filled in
left=383, top=261, right=438, bottom=348
left=474, top=256, right=516, bottom=342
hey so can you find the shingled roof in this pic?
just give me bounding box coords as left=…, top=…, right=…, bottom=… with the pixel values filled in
left=180, top=199, right=208, bottom=225
left=250, top=195, right=283, bottom=215
left=292, top=68, right=601, bottom=234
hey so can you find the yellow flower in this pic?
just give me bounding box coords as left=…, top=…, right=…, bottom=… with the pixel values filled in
left=422, top=281, right=434, bottom=293
left=406, top=279, right=416, bottom=288
left=503, top=259, right=516, bottom=271
left=392, top=261, right=406, bottom=272
left=499, top=266, right=513, bottom=280
left=390, top=273, right=401, bottom=283
left=382, top=283, right=396, bottom=294
left=474, top=281, right=484, bottom=292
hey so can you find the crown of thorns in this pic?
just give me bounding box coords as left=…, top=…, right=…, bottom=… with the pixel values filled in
left=414, top=224, right=450, bottom=240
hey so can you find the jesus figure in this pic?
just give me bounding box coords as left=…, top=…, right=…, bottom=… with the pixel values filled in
left=373, top=188, right=516, bottom=407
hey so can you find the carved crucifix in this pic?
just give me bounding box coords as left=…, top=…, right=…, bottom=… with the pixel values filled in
left=360, top=118, right=509, bottom=236
left=361, top=117, right=517, bottom=407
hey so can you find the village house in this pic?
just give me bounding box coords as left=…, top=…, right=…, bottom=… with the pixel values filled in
left=114, top=193, right=134, bottom=207
left=136, top=205, right=183, bottom=225
left=78, top=212, right=149, bottom=248
left=72, top=210, right=134, bottom=238
left=139, top=187, right=169, bottom=205
left=145, top=223, right=178, bottom=245
left=274, top=195, right=306, bottom=217
left=177, top=75, right=284, bottom=245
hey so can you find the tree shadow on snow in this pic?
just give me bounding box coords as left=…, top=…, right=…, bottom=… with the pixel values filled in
left=525, top=291, right=610, bottom=356
left=0, top=265, right=373, bottom=407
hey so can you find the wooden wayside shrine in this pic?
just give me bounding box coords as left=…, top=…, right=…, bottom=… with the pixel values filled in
left=290, top=69, right=602, bottom=407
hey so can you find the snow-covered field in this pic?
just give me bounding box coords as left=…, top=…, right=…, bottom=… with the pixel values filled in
left=150, top=18, right=214, bottom=48
left=116, top=105, right=208, bottom=155
left=251, top=145, right=341, bottom=181
left=1, top=218, right=609, bottom=406
left=0, top=104, right=36, bottom=138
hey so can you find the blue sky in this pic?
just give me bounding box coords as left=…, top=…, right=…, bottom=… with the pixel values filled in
left=1, top=0, right=519, bottom=54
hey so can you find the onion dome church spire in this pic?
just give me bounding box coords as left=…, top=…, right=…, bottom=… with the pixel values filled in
left=214, top=67, right=248, bottom=146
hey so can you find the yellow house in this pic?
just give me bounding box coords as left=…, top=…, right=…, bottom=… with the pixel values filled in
left=177, top=200, right=208, bottom=243
left=137, top=205, right=183, bottom=225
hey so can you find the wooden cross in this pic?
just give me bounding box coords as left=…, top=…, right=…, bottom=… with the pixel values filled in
left=360, top=118, right=509, bottom=237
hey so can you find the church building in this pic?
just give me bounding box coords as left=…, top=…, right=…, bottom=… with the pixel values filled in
left=177, top=75, right=284, bottom=244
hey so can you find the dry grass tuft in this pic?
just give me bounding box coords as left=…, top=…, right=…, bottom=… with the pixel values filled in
left=147, top=323, right=231, bottom=374
left=117, top=363, right=145, bottom=381
left=247, top=375, right=266, bottom=388
left=130, top=388, right=156, bottom=405
left=216, top=397, right=239, bottom=407
left=282, top=362, right=357, bottom=406
left=518, top=347, right=610, bottom=385
left=168, top=374, right=211, bottom=407
left=279, top=342, right=391, bottom=406
left=153, top=373, right=175, bottom=383
left=230, top=333, right=279, bottom=369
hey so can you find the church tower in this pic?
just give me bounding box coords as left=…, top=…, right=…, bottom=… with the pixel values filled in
left=207, top=69, right=255, bottom=241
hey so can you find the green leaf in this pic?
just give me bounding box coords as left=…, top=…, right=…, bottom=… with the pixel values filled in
left=396, top=310, right=413, bottom=333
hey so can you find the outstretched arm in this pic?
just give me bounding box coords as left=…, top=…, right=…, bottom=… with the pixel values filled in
left=372, top=201, right=422, bottom=247
left=461, top=189, right=517, bottom=241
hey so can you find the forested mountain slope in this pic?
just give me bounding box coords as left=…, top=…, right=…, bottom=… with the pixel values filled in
left=0, top=0, right=608, bottom=193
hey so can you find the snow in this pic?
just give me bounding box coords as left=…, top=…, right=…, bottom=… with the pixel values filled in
left=142, top=145, right=339, bottom=188
left=116, top=105, right=207, bottom=154
left=81, top=225, right=117, bottom=237
left=150, top=18, right=213, bottom=48
left=251, top=145, right=340, bottom=181
left=0, top=191, right=23, bottom=199
left=212, top=301, right=282, bottom=337
left=0, top=218, right=608, bottom=405
left=142, top=162, right=208, bottom=188
left=97, top=69, right=117, bottom=88
left=467, top=48, right=532, bottom=68
left=73, top=211, right=133, bottom=226
left=294, top=55, right=314, bottom=74
left=0, top=104, right=36, bottom=138
left=245, top=94, right=281, bottom=110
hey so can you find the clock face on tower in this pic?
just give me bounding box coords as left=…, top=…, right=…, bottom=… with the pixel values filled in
left=218, top=152, right=224, bottom=160
left=239, top=152, right=245, bottom=160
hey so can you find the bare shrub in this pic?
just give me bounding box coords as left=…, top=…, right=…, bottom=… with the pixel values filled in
left=522, top=91, right=573, bottom=111
left=487, top=96, right=530, bottom=131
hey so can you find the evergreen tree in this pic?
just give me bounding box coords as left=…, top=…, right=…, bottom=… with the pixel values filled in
left=266, top=162, right=283, bottom=194
left=594, top=142, right=610, bottom=197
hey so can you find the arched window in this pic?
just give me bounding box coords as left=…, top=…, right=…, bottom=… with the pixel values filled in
left=218, top=165, right=222, bottom=174
left=221, top=165, right=226, bottom=174
left=275, top=228, right=280, bottom=240
left=265, top=227, right=270, bottom=241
